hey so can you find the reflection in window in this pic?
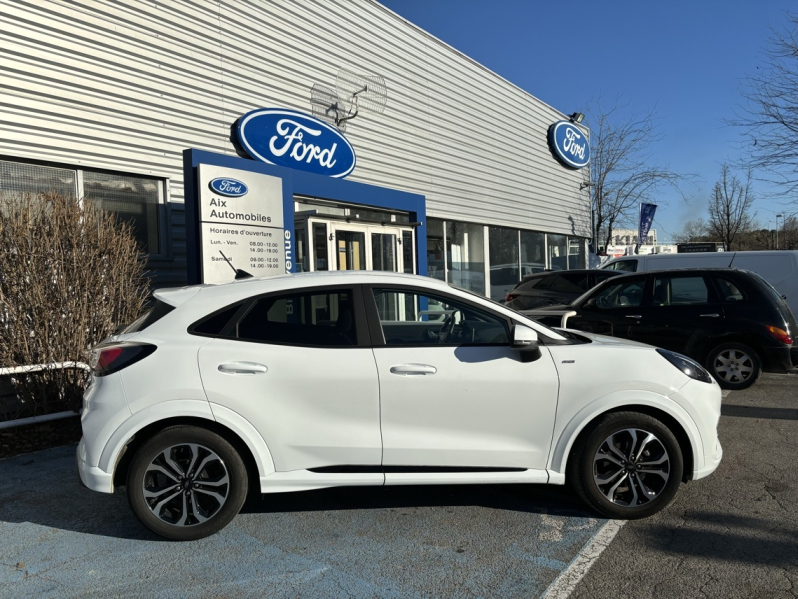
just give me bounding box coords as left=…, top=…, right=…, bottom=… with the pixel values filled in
left=0, top=160, right=76, bottom=198
left=236, top=290, right=356, bottom=346
left=521, top=231, right=546, bottom=274
left=547, top=234, right=567, bottom=271
left=653, top=277, right=709, bottom=306
left=426, top=218, right=446, bottom=281
left=371, top=233, right=396, bottom=271
left=446, top=221, right=485, bottom=295
left=594, top=280, right=646, bottom=308
left=84, top=171, right=161, bottom=254
left=569, top=237, right=586, bottom=269
left=402, top=230, right=414, bottom=274
left=489, top=226, right=519, bottom=301
left=313, top=223, right=328, bottom=271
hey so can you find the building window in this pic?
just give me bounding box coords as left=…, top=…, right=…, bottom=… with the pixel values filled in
left=426, top=218, right=446, bottom=281
left=0, top=159, right=164, bottom=255
left=547, top=234, right=568, bottom=270
left=488, top=226, right=519, bottom=302
left=446, top=221, right=485, bottom=295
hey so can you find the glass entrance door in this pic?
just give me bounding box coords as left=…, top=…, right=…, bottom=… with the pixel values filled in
left=336, top=229, right=367, bottom=270
left=297, top=218, right=415, bottom=274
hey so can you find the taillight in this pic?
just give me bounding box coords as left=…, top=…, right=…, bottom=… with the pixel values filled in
left=89, top=342, right=156, bottom=376
left=506, top=293, right=519, bottom=302
left=766, top=325, right=793, bottom=345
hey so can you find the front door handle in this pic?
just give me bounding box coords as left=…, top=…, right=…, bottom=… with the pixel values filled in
left=700, top=313, right=720, bottom=318
left=218, top=362, right=268, bottom=375
left=389, top=364, right=437, bottom=376
left=626, top=315, right=642, bottom=319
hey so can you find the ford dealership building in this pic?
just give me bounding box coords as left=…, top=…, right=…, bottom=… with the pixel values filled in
left=0, top=0, right=591, bottom=301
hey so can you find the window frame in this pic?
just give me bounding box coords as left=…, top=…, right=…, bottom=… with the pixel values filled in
left=0, top=156, right=169, bottom=258
left=362, top=283, right=514, bottom=348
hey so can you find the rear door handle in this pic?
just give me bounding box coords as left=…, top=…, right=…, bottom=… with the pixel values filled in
left=389, top=364, right=437, bottom=376
left=700, top=313, right=720, bottom=318
left=218, top=362, right=268, bottom=375
left=626, top=315, right=642, bottom=319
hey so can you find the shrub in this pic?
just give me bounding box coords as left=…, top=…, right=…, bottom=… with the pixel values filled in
left=0, top=192, right=150, bottom=418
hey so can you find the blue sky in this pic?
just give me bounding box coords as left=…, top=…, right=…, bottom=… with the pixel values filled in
left=380, top=0, right=797, bottom=242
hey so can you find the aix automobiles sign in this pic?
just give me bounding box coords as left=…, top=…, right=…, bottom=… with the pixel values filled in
left=235, top=108, right=356, bottom=178
left=548, top=120, right=590, bottom=169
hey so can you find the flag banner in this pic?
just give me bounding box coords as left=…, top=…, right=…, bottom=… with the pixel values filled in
left=637, top=203, right=657, bottom=251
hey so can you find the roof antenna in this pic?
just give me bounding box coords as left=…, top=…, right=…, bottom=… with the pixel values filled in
left=219, top=251, right=253, bottom=280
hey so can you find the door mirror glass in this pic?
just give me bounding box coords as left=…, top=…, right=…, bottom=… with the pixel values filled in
left=583, top=297, right=597, bottom=309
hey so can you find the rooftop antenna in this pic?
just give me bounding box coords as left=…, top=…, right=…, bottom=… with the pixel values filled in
left=309, top=68, right=387, bottom=131
left=219, top=251, right=253, bottom=280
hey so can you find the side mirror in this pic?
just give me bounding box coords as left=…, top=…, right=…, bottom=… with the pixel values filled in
left=512, top=324, right=542, bottom=362
left=583, top=297, right=597, bottom=310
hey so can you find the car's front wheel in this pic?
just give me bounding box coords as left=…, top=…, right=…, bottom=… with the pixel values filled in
left=126, top=425, right=248, bottom=541
left=706, top=342, right=761, bottom=390
left=569, top=412, right=684, bottom=519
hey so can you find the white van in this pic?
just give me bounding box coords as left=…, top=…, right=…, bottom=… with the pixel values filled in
left=601, top=251, right=798, bottom=315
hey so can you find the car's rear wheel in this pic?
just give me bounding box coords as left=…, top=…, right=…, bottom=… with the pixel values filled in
left=706, top=342, right=761, bottom=390
left=127, top=426, right=248, bottom=541
left=568, top=412, right=683, bottom=519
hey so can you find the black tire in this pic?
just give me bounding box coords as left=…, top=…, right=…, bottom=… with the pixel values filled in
left=568, top=412, right=684, bottom=519
left=127, top=425, right=248, bottom=541
left=706, top=342, right=761, bottom=390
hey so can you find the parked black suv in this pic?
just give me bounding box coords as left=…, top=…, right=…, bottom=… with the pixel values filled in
left=527, top=268, right=798, bottom=390
left=505, top=269, right=623, bottom=310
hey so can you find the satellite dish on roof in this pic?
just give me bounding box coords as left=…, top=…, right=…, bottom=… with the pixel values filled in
left=310, top=68, right=387, bottom=131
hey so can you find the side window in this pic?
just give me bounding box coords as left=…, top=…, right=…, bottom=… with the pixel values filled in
left=191, top=302, right=244, bottom=336
left=715, top=277, right=745, bottom=303
left=550, top=273, right=588, bottom=293
left=233, top=289, right=357, bottom=346
left=605, top=260, right=638, bottom=272
left=593, top=279, right=646, bottom=308
left=653, top=276, right=709, bottom=306
left=372, top=289, right=510, bottom=346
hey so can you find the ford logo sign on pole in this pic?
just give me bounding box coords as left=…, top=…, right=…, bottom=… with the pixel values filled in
left=548, top=120, right=590, bottom=169
left=208, top=177, right=249, bottom=197
left=235, top=108, right=357, bottom=178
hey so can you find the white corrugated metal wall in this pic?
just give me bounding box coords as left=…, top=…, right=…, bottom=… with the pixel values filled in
left=0, top=0, right=591, bottom=285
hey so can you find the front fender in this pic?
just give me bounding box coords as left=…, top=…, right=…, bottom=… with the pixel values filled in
left=546, top=390, right=704, bottom=484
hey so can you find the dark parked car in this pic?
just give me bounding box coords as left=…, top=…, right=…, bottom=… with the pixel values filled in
left=527, top=268, right=798, bottom=390
left=504, top=269, right=623, bottom=311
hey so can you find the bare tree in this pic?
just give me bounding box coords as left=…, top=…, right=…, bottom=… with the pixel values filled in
left=707, top=164, right=755, bottom=250
left=673, top=218, right=710, bottom=243
left=587, top=98, right=684, bottom=251
left=735, top=14, right=798, bottom=193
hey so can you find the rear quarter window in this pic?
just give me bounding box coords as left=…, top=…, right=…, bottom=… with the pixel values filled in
left=123, top=300, right=175, bottom=333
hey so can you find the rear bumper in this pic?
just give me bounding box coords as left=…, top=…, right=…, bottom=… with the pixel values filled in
left=762, top=345, right=794, bottom=372
left=76, top=437, right=114, bottom=493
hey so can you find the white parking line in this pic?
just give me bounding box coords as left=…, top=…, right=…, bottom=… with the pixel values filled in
left=539, top=520, right=626, bottom=599
left=722, top=390, right=731, bottom=398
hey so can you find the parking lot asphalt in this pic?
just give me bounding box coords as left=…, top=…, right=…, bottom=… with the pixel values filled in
left=1, top=374, right=794, bottom=598
left=571, top=373, right=798, bottom=599
left=1, top=447, right=607, bottom=597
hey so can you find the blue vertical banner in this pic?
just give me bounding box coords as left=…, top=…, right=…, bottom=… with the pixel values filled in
left=637, top=203, right=657, bottom=253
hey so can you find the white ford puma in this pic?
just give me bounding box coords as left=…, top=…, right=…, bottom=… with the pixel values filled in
left=77, top=271, right=722, bottom=540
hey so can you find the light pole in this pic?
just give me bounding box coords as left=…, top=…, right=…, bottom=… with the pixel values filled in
left=777, top=214, right=783, bottom=250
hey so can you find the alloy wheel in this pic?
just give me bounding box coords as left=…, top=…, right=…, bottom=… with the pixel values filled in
left=142, top=443, right=230, bottom=527
left=592, top=428, right=670, bottom=507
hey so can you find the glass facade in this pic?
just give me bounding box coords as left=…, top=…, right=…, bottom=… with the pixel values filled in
left=446, top=221, right=485, bottom=295
left=426, top=217, right=588, bottom=300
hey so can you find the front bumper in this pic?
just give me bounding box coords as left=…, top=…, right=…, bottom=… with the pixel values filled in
left=76, top=437, right=114, bottom=493
left=693, top=436, right=723, bottom=480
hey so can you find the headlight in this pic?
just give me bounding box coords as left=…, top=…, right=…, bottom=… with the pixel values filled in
left=656, top=348, right=713, bottom=384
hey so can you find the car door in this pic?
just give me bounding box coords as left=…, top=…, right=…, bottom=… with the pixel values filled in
left=196, top=286, right=382, bottom=473
left=568, top=274, right=652, bottom=341
left=366, top=285, right=560, bottom=471
left=643, top=273, right=725, bottom=355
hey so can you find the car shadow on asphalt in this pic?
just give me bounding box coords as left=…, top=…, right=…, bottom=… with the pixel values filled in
left=0, top=445, right=599, bottom=540
left=241, top=482, right=595, bottom=520
left=644, top=511, right=798, bottom=567
left=721, top=404, right=798, bottom=420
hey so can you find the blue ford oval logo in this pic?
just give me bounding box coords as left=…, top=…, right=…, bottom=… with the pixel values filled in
left=235, top=108, right=356, bottom=178
left=209, top=177, right=249, bottom=197
left=548, top=121, right=590, bottom=169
